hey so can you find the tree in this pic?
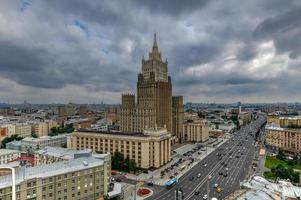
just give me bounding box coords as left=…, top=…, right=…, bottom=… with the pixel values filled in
left=1, top=134, right=23, bottom=148
left=128, top=159, right=137, bottom=173
left=111, top=152, right=125, bottom=170
left=276, top=150, right=286, bottom=161
left=31, top=133, right=38, bottom=138
left=111, top=152, right=137, bottom=173
left=50, top=124, right=74, bottom=136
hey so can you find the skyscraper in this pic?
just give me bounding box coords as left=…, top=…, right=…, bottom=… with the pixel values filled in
left=120, top=34, right=183, bottom=139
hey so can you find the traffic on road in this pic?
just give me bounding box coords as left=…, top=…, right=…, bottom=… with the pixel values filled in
left=147, top=115, right=266, bottom=200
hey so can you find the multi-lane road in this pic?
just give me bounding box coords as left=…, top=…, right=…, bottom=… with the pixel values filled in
left=147, top=116, right=266, bottom=200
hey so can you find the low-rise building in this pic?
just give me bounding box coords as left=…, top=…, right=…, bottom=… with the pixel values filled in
left=68, top=127, right=172, bottom=169
left=209, top=129, right=224, bottom=138
left=5, top=140, right=22, bottom=151
left=238, top=111, right=252, bottom=126
left=182, top=120, right=209, bottom=142
left=0, top=154, right=111, bottom=200
left=21, top=134, right=68, bottom=152
left=0, top=123, right=31, bottom=139
left=0, top=149, right=21, bottom=165
left=265, top=125, right=301, bottom=155
left=31, top=120, right=59, bottom=137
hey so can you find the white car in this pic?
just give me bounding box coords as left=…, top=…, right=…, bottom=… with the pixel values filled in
left=203, top=194, right=208, bottom=199
left=203, top=163, right=207, bottom=167
left=197, top=173, right=201, bottom=178
left=214, top=183, right=219, bottom=188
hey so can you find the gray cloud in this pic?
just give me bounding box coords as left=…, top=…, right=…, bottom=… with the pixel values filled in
left=0, top=0, right=301, bottom=103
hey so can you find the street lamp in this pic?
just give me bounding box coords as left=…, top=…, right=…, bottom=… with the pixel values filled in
left=0, top=167, right=16, bottom=200
left=207, top=175, right=212, bottom=200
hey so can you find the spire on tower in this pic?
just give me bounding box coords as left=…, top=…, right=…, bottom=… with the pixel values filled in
left=153, top=32, right=157, bottom=48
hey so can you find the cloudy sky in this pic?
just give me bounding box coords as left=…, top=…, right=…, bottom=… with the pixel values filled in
left=0, top=0, right=301, bottom=104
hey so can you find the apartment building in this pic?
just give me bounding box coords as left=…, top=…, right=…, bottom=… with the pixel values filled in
left=267, top=115, right=301, bottom=128
left=0, top=155, right=110, bottom=200
left=69, top=127, right=172, bottom=169
left=0, top=149, right=21, bottom=165
left=0, top=124, right=31, bottom=139
left=183, top=120, right=209, bottom=142
left=32, top=120, right=58, bottom=137
left=265, top=126, right=301, bottom=155
left=238, top=111, right=252, bottom=126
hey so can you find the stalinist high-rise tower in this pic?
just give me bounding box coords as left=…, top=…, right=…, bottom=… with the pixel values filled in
left=120, top=34, right=183, bottom=139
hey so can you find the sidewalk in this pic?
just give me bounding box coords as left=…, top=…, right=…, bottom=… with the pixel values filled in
left=125, top=135, right=231, bottom=186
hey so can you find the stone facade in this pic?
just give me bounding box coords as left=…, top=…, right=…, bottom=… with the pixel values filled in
left=183, top=120, right=209, bottom=142
left=265, top=126, right=301, bottom=155
left=120, top=34, right=183, bottom=138
left=69, top=127, right=171, bottom=169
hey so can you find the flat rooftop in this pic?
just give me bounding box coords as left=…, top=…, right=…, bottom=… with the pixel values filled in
left=35, top=146, right=108, bottom=160
left=76, top=129, right=150, bottom=137
left=22, top=134, right=68, bottom=142
left=0, top=156, right=104, bottom=189
left=0, top=149, right=20, bottom=156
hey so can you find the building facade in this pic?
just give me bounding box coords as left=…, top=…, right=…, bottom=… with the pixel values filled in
left=32, top=120, right=58, bottom=137
left=238, top=111, right=252, bottom=126
left=172, top=96, right=184, bottom=142
left=265, top=126, right=301, bottom=155
left=21, top=134, right=68, bottom=152
left=120, top=34, right=183, bottom=138
left=69, top=127, right=172, bottom=169
left=0, top=156, right=110, bottom=200
left=183, top=120, right=209, bottom=142
left=0, top=149, right=21, bottom=165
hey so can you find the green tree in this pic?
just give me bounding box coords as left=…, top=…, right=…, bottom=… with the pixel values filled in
left=1, top=134, right=23, bottom=148
left=128, top=159, right=137, bottom=172
left=276, top=150, right=286, bottom=161
left=31, top=133, right=38, bottom=138
left=111, top=152, right=125, bottom=170
left=50, top=124, right=74, bottom=136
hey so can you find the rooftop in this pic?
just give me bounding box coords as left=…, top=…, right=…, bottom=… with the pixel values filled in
left=0, top=149, right=20, bottom=156
left=22, top=134, right=68, bottom=142
left=35, top=146, right=108, bottom=160
left=238, top=176, right=301, bottom=200
left=76, top=127, right=169, bottom=138
left=0, top=156, right=104, bottom=189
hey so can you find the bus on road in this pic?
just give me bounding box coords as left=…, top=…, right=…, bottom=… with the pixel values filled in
left=165, top=177, right=178, bottom=188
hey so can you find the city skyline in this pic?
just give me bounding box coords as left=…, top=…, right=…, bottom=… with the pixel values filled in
left=0, top=1, right=301, bottom=104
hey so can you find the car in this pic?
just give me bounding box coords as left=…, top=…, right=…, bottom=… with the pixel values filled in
left=116, top=178, right=122, bottom=182
left=203, top=163, right=208, bottom=167
left=230, top=156, right=233, bottom=159
left=147, top=182, right=154, bottom=186
left=219, top=171, right=223, bottom=176
left=203, top=194, right=208, bottom=199
left=189, top=176, right=194, bottom=181
left=197, top=173, right=201, bottom=178
left=214, top=183, right=219, bottom=188
left=216, top=186, right=223, bottom=193
left=194, top=191, right=200, bottom=195
left=225, top=168, right=229, bottom=171
left=223, top=173, right=228, bottom=177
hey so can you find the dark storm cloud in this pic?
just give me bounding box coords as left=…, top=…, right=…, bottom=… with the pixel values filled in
left=1, top=0, right=301, bottom=103
left=132, top=0, right=209, bottom=17
left=254, top=5, right=301, bottom=58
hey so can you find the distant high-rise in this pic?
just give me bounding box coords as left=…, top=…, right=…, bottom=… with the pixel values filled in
left=120, top=34, right=184, bottom=138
